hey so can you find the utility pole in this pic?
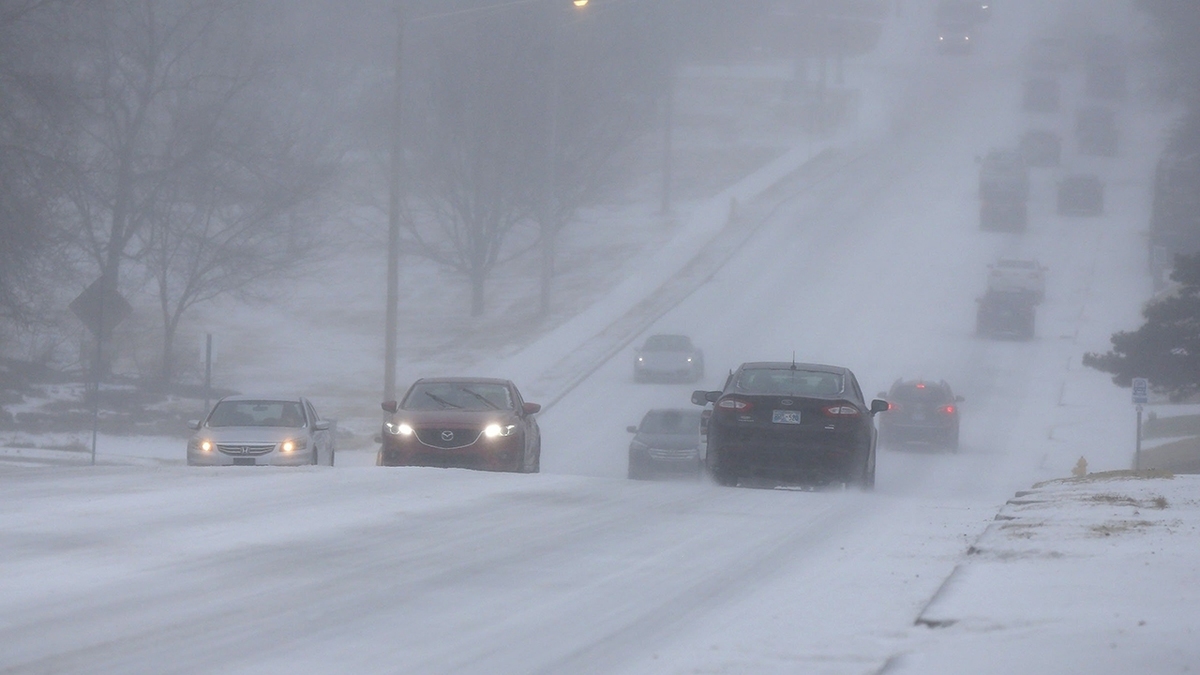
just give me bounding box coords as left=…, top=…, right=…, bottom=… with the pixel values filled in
left=384, top=0, right=407, bottom=403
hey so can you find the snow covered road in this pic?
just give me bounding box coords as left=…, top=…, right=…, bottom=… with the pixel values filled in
left=0, top=2, right=1181, bottom=673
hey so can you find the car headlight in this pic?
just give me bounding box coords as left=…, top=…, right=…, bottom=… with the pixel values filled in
left=280, top=439, right=308, bottom=453
left=191, top=439, right=214, bottom=452
left=386, top=422, right=414, bottom=436
left=630, top=440, right=649, bottom=451
left=484, top=423, right=516, bottom=438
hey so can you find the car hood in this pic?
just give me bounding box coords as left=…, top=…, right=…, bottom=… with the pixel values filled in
left=195, top=426, right=309, bottom=443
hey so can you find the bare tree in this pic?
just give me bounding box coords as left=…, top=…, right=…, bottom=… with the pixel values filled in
left=402, top=5, right=545, bottom=317
left=54, top=1, right=340, bottom=380
left=0, top=0, right=72, bottom=322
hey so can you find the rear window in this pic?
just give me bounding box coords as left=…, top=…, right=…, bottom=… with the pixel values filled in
left=890, top=385, right=951, bottom=403
left=639, top=410, right=702, bottom=434
left=733, top=369, right=844, bottom=397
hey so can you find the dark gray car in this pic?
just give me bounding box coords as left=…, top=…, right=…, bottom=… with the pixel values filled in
left=627, top=408, right=703, bottom=479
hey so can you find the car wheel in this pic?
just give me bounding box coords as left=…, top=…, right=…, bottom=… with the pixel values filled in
left=627, top=463, right=644, bottom=480
left=311, top=447, right=319, bottom=465
left=946, top=429, right=960, bottom=452
left=532, top=439, right=541, bottom=473
left=707, top=448, right=738, bottom=487
left=850, top=445, right=875, bottom=490
left=329, top=446, right=336, bottom=466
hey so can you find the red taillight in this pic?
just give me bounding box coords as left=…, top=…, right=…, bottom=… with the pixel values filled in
left=940, top=405, right=956, bottom=415
left=823, top=405, right=860, bottom=417
left=718, top=398, right=752, bottom=411
left=916, top=383, right=926, bottom=389
left=887, top=402, right=899, bottom=411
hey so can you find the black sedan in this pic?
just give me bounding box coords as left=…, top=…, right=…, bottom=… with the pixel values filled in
left=692, top=362, right=887, bottom=488
left=379, top=377, right=541, bottom=473
left=877, top=379, right=963, bottom=450
left=626, top=408, right=704, bottom=480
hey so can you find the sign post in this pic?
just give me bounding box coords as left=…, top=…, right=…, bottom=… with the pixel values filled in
left=70, top=278, right=132, bottom=466
left=1132, top=377, right=1149, bottom=470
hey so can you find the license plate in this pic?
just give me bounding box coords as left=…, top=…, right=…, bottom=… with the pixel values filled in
left=233, top=458, right=256, bottom=466
left=772, top=410, right=802, bottom=424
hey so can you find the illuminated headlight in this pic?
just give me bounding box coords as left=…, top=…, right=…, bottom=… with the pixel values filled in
left=280, top=439, right=307, bottom=453
left=191, top=439, right=214, bottom=452
left=686, top=357, right=693, bottom=362
left=484, top=423, right=516, bottom=438
left=386, top=422, right=414, bottom=436
left=637, top=357, right=644, bottom=362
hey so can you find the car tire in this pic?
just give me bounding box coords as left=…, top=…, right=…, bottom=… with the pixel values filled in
left=856, top=445, right=876, bottom=491
left=329, top=446, right=336, bottom=466
left=531, top=439, right=541, bottom=473
left=311, top=447, right=319, bottom=465
left=945, top=429, right=960, bottom=452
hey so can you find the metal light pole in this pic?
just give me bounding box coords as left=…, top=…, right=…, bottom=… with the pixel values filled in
left=384, top=0, right=407, bottom=403
left=661, top=0, right=675, bottom=215
left=539, top=0, right=590, bottom=317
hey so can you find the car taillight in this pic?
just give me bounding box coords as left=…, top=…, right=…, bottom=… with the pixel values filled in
left=887, top=402, right=899, bottom=411
left=823, top=405, right=860, bottom=417
left=916, top=383, right=926, bottom=389
left=718, top=398, right=751, bottom=411
left=940, top=405, right=956, bottom=415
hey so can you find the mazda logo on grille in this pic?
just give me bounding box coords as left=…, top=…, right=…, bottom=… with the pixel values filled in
left=441, top=430, right=455, bottom=441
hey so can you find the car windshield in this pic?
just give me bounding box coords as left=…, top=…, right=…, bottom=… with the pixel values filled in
left=733, top=369, right=844, bottom=397
left=643, top=335, right=692, bottom=351
left=891, top=385, right=951, bottom=404
left=403, top=382, right=513, bottom=411
left=208, top=400, right=306, bottom=428
left=639, top=410, right=702, bottom=435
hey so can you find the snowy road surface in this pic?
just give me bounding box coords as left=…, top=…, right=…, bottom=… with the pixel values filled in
left=0, top=2, right=1183, bottom=674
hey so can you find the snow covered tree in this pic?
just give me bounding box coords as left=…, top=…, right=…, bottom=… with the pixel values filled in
left=1083, top=253, right=1200, bottom=401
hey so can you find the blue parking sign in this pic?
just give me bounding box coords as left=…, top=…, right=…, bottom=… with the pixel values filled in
left=1132, top=378, right=1149, bottom=404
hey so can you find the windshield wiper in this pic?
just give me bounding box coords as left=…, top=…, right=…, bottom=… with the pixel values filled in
left=425, top=391, right=462, bottom=409
left=458, top=387, right=500, bottom=409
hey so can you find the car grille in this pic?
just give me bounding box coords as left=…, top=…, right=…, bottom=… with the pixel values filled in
left=648, top=447, right=698, bottom=461
left=217, top=443, right=275, bottom=456
left=415, top=428, right=483, bottom=450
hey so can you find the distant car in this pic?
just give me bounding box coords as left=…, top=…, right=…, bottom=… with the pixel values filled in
left=937, top=21, right=975, bottom=54
left=379, top=377, right=541, bottom=472
left=1020, top=129, right=1062, bottom=167
left=1023, top=78, right=1060, bottom=113
left=1058, top=174, right=1105, bottom=216
left=979, top=149, right=1030, bottom=202
left=187, top=396, right=335, bottom=466
left=977, top=290, right=1036, bottom=340
left=1076, top=106, right=1118, bottom=156
left=980, top=198, right=1027, bottom=232
left=1026, top=36, right=1070, bottom=72
left=877, top=380, right=963, bottom=450
left=692, top=362, right=887, bottom=488
left=988, top=258, right=1047, bottom=301
left=634, top=334, right=704, bottom=383
left=627, top=408, right=704, bottom=480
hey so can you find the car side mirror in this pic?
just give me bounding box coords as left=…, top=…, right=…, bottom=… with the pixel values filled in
left=314, top=421, right=331, bottom=431
left=626, top=426, right=638, bottom=433
left=381, top=401, right=399, bottom=414
left=692, top=390, right=720, bottom=406
left=955, top=395, right=965, bottom=402
left=523, top=402, right=541, bottom=415
left=187, top=420, right=201, bottom=430
left=870, top=399, right=890, bottom=415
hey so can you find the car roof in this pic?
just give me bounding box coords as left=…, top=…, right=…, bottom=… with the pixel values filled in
left=996, top=258, right=1040, bottom=267
left=738, top=362, right=848, bottom=375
